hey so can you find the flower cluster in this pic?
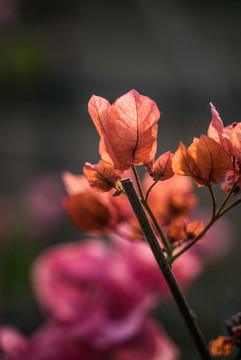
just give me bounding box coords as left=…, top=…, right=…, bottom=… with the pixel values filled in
left=209, top=312, right=241, bottom=357
left=60, top=90, right=238, bottom=358
left=63, top=90, right=240, bottom=254
left=0, top=90, right=239, bottom=359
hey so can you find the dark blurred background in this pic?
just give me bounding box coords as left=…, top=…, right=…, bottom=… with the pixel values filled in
left=0, top=0, right=241, bottom=358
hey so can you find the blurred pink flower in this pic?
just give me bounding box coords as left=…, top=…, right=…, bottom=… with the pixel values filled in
left=0, top=324, right=102, bottom=360
left=113, top=232, right=202, bottom=298
left=0, top=320, right=179, bottom=360
left=0, top=238, right=180, bottom=360
left=32, top=240, right=154, bottom=348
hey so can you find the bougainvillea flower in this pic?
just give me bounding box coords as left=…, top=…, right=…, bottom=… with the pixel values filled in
left=167, top=219, right=204, bottom=244
left=209, top=336, right=235, bottom=357
left=88, top=90, right=160, bottom=170
left=172, top=135, right=230, bottom=186
left=167, top=219, right=186, bottom=243
left=229, top=123, right=241, bottom=164
left=106, top=90, right=160, bottom=170
left=145, top=151, right=174, bottom=181
left=32, top=240, right=155, bottom=348
left=209, top=312, right=241, bottom=358
left=62, top=172, right=130, bottom=233
left=83, top=160, right=122, bottom=192
left=186, top=220, right=204, bottom=240
left=142, top=174, right=197, bottom=227
left=63, top=192, right=112, bottom=232
left=113, top=174, right=197, bottom=242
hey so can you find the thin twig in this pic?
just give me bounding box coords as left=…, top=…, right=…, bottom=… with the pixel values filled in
left=145, top=176, right=162, bottom=202
left=208, top=185, right=216, bottom=219
left=121, top=178, right=211, bottom=360
left=216, top=182, right=237, bottom=216
left=218, top=198, right=241, bottom=218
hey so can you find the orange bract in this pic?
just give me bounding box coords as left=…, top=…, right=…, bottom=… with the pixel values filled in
left=186, top=221, right=204, bottom=240
left=146, top=151, right=174, bottom=181
left=230, top=123, right=241, bottom=164
left=62, top=193, right=111, bottom=232
left=167, top=219, right=186, bottom=243
left=172, top=135, right=230, bottom=186
left=61, top=172, right=130, bottom=234
left=209, top=336, right=235, bottom=356
left=88, top=95, right=115, bottom=165
left=88, top=95, right=110, bottom=139
left=142, top=174, right=197, bottom=226
left=88, top=90, right=160, bottom=171
left=83, top=160, right=121, bottom=192
left=207, top=103, right=233, bottom=154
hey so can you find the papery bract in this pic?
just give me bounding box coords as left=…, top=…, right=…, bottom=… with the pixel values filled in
left=209, top=336, right=235, bottom=357
left=229, top=123, right=241, bottom=164
left=186, top=221, right=204, bottom=240
left=142, top=174, right=197, bottom=227
left=88, top=95, right=114, bottom=164
left=63, top=192, right=111, bottom=231
left=88, top=95, right=110, bottom=139
left=62, top=172, right=130, bottom=233
left=172, top=135, right=230, bottom=186
left=107, top=90, right=160, bottom=170
left=83, top=160, right=121, bottom=192
left=89, top=90, right=160, bottom=170
left=207, top=103, right=233, bottom=154
left=167, top=219, right=186, bottom=243
left=146, top=151, right=174, bottom=181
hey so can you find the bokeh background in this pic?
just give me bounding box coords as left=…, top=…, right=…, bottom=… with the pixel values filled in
left=0, top=0, right=241, bottom=358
